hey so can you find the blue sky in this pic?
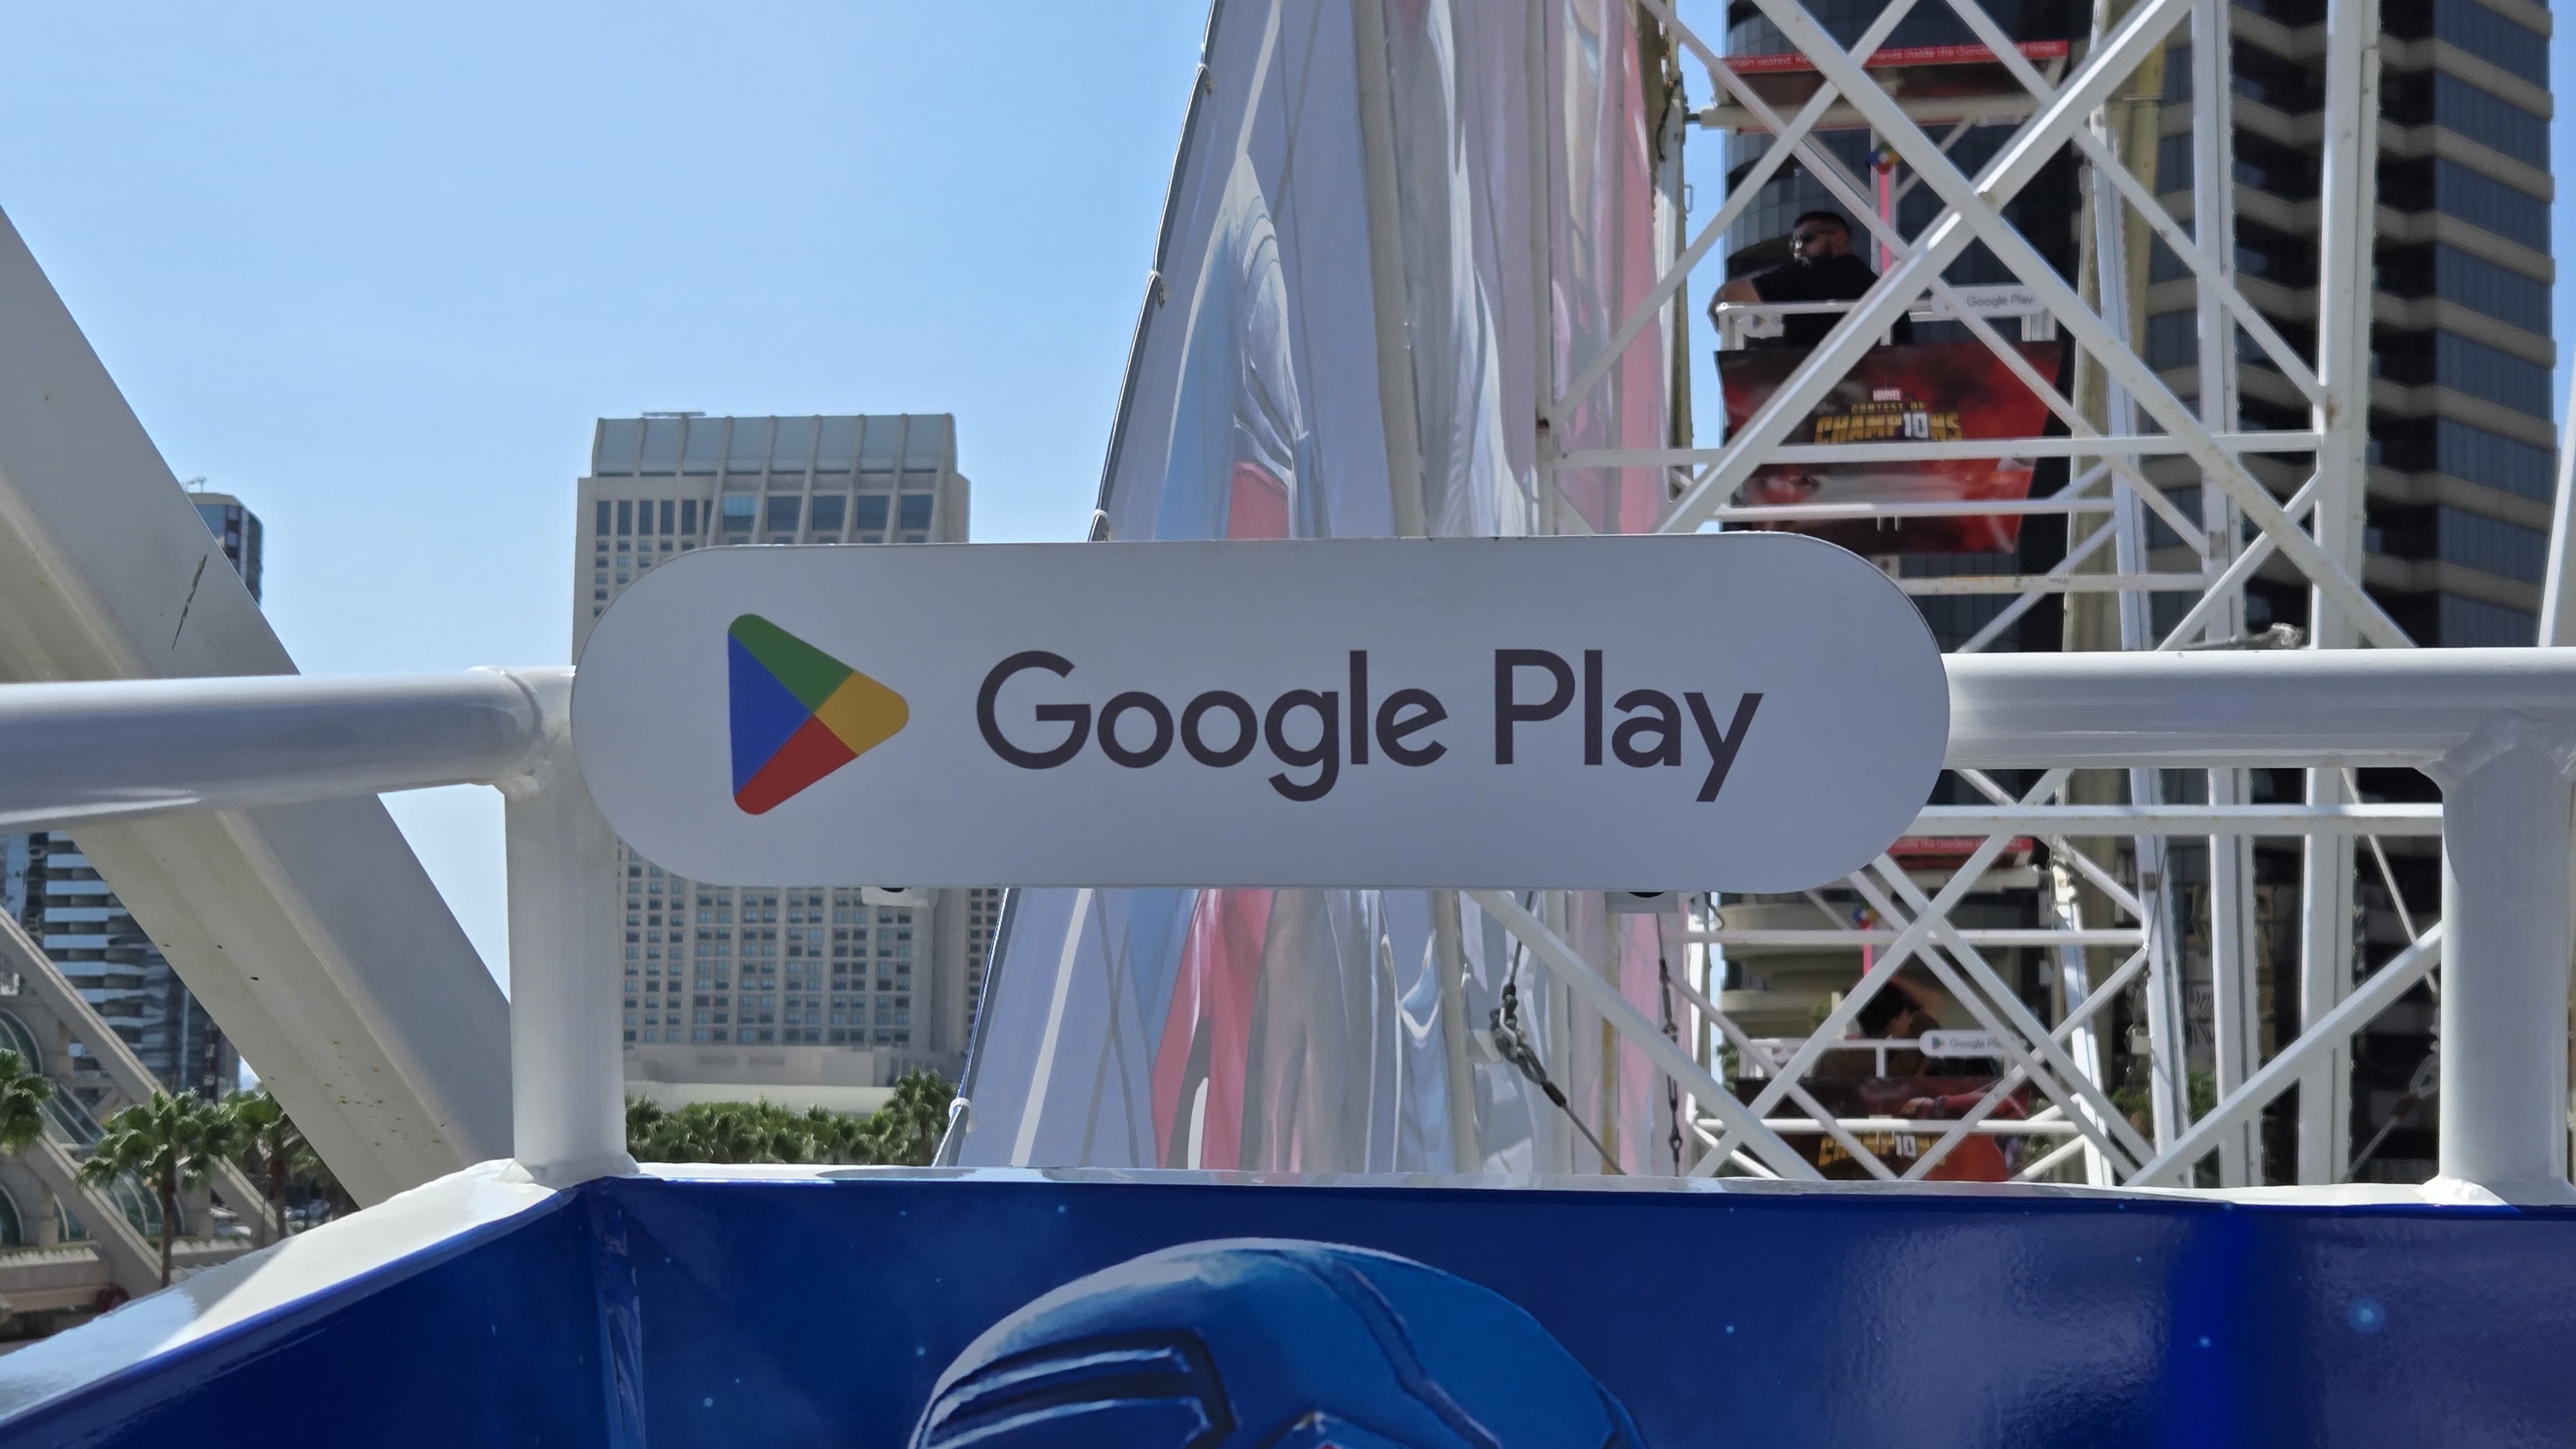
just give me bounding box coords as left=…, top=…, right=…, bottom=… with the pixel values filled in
left=0, top=3, right=2570, bottom=982
left=0, top=5, right=1207, bottom=980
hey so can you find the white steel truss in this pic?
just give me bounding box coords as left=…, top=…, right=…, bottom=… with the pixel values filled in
left=1511, top=0, right=2458, bottom=1190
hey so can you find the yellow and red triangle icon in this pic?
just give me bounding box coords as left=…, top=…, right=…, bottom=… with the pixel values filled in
left=727, top=615, right=907, bottom=814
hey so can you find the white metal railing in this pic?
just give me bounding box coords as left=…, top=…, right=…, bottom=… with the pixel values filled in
left=1735, top=1034, right=2012, bottom=1078
left=0, top=647, right=2567, bottom=1201
left=0, top=667, right=627, bottom=1189
left=1708, top=285, right=2061, bottom=348
left=1481, top=649, right=2575, bottom=1201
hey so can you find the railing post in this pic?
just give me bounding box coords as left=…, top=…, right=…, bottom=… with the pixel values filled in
left=2429, top=713, right=2576, bottom=1204
left=499, top=670, right=634, bottom=1186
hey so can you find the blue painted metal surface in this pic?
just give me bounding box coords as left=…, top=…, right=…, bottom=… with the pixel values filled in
left=3, top=1174, right=2573, bottom=1447
left=0, top=1191, right=604, bottom=1449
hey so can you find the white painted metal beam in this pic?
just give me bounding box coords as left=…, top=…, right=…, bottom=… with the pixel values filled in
left=1464, top=890, right=1822, bottom=1181
left=1689, top=929, right=2145, bottom=947
left=2129, top=927, right=2441, bottom=1187
left=0, top=208, right=513, bottom=1206
left=1570, top=433, right=2321, bottom=466
left=2427, top=721, right=2576, bottom=1203
left=2543, top=366, right=2576, bottom=645
left=1708, top=498, right=2117, bottom=523
left=496, top=671, right=631, bottom=1188
left=1908, top=804, right=2445, bottom=836
left=1651, top=0, right=2408, bottom=649
left=1747, top=1117, right=2077, bottom=1135
left=2300, top=0, right=2386, bottom=1185
left=0, top=673, right=542, bottom=831
left=1900, top=574, right=2212, bottom=596
left=0, top=668, right=625, bottom=1191
left=1946, top=648, right=2576, bottom=768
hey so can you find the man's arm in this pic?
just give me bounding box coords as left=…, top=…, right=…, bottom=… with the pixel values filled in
left=1705, top=275, right=1761, bottom=323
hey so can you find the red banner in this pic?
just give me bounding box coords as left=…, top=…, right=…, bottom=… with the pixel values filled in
left=1718, top=339, right=2065, bottom=554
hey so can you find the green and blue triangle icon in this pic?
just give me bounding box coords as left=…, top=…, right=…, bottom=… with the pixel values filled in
left=728, top=615, right=907, bottom=814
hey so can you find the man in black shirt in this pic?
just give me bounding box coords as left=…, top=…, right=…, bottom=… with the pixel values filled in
left=1710, top=210, right=1913, bottom=349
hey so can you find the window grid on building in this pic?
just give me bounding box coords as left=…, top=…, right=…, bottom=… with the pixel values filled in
left=581, top=417, right=992, bottom=1073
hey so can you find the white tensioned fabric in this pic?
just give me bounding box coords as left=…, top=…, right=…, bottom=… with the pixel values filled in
left=952, top=0, right=1678, bottom=1174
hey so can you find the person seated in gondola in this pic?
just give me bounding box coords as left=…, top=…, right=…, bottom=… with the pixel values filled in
left=1710, top=210, right=1913, bottom=350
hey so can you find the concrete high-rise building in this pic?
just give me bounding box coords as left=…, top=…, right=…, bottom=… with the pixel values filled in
left=1, top=491, right=258, bottom=1102
left=574, top=413, right=994, bottom=1111
left=2147, top=0, right=2555, bottom=647
left=190, top=491, right=263, bottom=603
left=6, top=836, right=236, bottom=1105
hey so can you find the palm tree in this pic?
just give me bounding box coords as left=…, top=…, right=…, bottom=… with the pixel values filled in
left=622, top=1090, right=954, bottom=1167
left=81, top=1091, right=240, bottom=1287
left=690, top=1101, right=804, bottom=1164
left=0, top=1050, right=53, bottom=1159
left=802, top=1104, right=876, bottom=1165
left=629, top=1100, right=833, bottom=1164
left=625, top=1097, right=670, bottom=1159
left=862, top=1070, right=952, bottom=1167
left=223, top=1088, right=316, bottom=1240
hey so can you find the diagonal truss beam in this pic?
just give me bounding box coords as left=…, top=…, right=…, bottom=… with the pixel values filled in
left=1666, top=967, right=1905, bottom=1180
left=1934, top=0, right=2325, bottom=402
left=1648, top=64, right=2215, bottom=556
left=1546, top=0, right=1928, bottom=431
left=1902, top=946, right=2152, bottom=1179
left=1466, top=889, right=1823, bottom=1180
left=1956, top=494, right=2120, bottom=651
left=1687, top=775, right=2100, bottom=1175
left=2129, top=925, right=2443, bottom=1184
left=1853, top=859, right=2157, bottom=1165
left=1955, top=766, right=2176, bottom=950
left=1638, top=0, right=2211, bottom=554
left=2152, top=475, right=2320, bottom=650
left=1678, top=874, right=2145, bottom=1184
left=1643, top=0, right=2192, bottom=531
left=1734, top=0, right=2406, bottom=644
left=1641, top=0, right=2407, bottom=648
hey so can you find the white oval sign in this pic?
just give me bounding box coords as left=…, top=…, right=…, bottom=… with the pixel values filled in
left=1919, top=1030, right=2011, bottom=1060
left=570, top=535, right=1947, bottom=891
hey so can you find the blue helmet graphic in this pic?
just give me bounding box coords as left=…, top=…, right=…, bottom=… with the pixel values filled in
left=911, top=1238, right=1643, bottom=1448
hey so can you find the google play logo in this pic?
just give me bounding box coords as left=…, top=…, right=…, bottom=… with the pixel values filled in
left=727, top=615, right=908, bottom=814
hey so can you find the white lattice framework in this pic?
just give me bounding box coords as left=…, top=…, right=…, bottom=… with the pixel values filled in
left=1488, top=0, right=2457, bottom=1189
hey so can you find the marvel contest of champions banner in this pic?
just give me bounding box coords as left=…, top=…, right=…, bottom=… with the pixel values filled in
left=1719, top=340, right=2067, bottom=554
